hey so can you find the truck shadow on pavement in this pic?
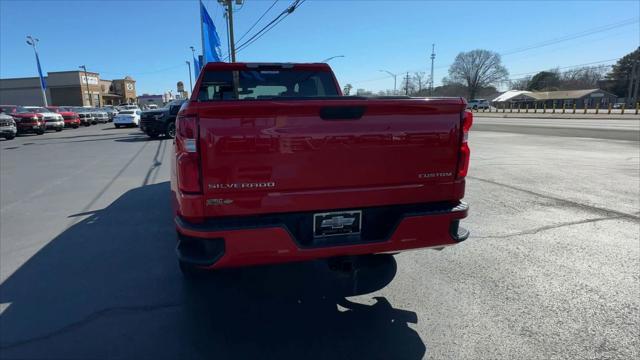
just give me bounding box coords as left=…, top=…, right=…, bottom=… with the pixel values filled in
left=0, top=182, right=426, bottom=359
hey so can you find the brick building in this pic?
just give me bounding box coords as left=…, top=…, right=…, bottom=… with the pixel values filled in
left=0, top=71, right=136, bottom=106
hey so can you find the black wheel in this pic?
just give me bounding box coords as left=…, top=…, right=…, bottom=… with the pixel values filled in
left=36, top=129, right=44, bottom=135
left=115, top=124, right=121, bottom=129
left=5, top=134, right=15, bottom=140
left=84, top=122, right=90, bottom=127
left=55, top=127, right=62, bottom=132
left=165, top=122, right=176, bottom=138
left=473, top=105, right=478, bottom=110
left=148, top=132, right=159, bottom=139
left=72, top=125, right=79, bottom=129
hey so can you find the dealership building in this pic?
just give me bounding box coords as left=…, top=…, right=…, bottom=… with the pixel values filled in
left=0, top=71, right=136, bottom=106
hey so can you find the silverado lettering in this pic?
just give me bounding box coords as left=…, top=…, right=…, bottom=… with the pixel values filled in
left=171, top=62, right=472, bottom=275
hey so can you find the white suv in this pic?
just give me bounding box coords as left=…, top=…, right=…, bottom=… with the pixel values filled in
left=467, top=99, right=490, bottom=110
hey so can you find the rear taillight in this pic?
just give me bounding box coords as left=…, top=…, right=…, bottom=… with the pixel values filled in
left=456, top=111, right=473, bottom=179
left=176, top=113, right=201, bottom=193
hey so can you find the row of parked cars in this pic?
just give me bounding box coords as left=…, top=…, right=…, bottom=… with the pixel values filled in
left=0, top=100, right=186, bottom=141
left=0, top=104, right=135, bottom=140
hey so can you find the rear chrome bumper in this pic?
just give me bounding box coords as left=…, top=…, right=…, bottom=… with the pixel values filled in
left=175, top=202, right=469, bottom=269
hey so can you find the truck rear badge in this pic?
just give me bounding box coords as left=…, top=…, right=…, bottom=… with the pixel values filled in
left=208, top=182, right=276, bottom=190
left=418, top=172, right=452, bottom=179
left=206, top=198, right=234, bottom=206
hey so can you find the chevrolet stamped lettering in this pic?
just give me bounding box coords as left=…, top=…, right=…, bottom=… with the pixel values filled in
left=418, top=172, right=453, bottom=179
left=172, top=62, right=471, bottom=273
left=208, top=182, right=276, bottom=190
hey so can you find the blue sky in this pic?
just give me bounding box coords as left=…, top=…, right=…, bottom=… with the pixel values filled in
left=1, top=0, right=638, bottom=94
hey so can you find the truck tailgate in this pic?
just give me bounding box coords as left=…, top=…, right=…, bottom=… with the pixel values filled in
left=196, top=98, right=466, bottom=217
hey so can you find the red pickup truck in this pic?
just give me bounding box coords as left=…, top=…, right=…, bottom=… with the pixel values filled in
left=172, top=62, right=471, bottom=275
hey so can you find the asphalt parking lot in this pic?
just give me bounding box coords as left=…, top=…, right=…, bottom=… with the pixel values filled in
left=0, top=120, right=638, bottom=359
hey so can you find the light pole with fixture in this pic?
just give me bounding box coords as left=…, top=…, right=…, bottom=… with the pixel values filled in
left=25, top=35, right=48, bottom=107
left=379, top=70, right=398, bottom=94
left=186, top=61, right=193, bottom=93
left=79, top=65, right=93, bottom=106
left=321, top=55, right=345, bottom=63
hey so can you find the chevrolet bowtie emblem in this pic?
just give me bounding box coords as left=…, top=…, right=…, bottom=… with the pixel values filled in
left=321, top=216, right=355, bottom=229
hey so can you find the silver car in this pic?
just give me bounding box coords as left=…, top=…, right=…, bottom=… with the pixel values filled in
left=0, top=113, right=17, bottom=140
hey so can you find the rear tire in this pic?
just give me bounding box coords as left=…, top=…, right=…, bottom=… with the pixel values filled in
left=148, top=132, right=159, bottom=139
left=36, top=130, right=44, bottom=135
left=165, top=122, right=176, bottom=138
left=55, top=127, right=62, bottom=132
left=5, top=134, right=15, bottom=140
left=72, top=125, right=79, bottom=129
left=115, top=124, right=121, bottom=129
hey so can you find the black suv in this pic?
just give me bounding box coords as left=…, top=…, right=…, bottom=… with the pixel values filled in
left=140, top=100, right=185, bottom=139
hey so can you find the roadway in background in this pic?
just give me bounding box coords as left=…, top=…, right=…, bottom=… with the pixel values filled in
left=0, top=121, right=638, bottom=359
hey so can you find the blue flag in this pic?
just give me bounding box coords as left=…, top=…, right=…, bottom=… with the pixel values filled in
left=193, top=53, right=201, bottom=79
left=200, top=1, right=221, bottom=63
left=35, top=51, right=46, bottom=90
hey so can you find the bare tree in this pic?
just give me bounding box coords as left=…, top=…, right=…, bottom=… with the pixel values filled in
left=510, top=76, right=531, bottom=90
left=413, top=72, right=427, bottom=93
left=448, top=49, right=509, bottom=99
left=561, top=65, right=608, bottom=90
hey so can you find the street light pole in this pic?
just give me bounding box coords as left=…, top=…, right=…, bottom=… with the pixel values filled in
left=79, top=65, right=93, bottom=107
left=321, top=55, right=345, bottom=63
left=379, top=70, right=397, bottom=94
left=26, top=36, right=48, bottom=107
left=186, top=61, right=193, bottom=93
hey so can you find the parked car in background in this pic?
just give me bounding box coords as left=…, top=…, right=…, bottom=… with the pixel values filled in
left=92, top=111, right=109, bottom=124
left=612, top=103, right=625, bottom=109
left=0, top=113, right=17, bottom=140
left=102, top=107, right=118, bottom=121
left=0, top=105, right=19, bottom=115
left=47, top=106, right=80, bottom=128
left=140, top=99, right=185, bottom=138
left=22, top=106, right=64, bottom=132
left=117, top=104, right=139, bottom=111
left=113, top=109, right=141, bottom=128
left=73, top=109, right=93, bottom=126
left=467, top=99, right=490, bottom=110
left=12, top=107, right=45, bottom=135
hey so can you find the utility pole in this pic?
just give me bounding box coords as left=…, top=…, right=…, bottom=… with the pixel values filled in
left=404, top=72, right=410, bottom=95
left=430, top=43, right=436, bottom=95
left=186, top=61, right=193, bottom=92
left=26, top=36, right=48, bottom=107
left=79, top=65, right=92, bottom=107
left=218, top=0, right=240, bottom=62
left=631, top=60, right=640, bottom=106
left=629, top=60, right=639, bottom=106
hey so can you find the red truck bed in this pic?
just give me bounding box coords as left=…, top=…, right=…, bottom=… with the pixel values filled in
left=171, top=63, right=471, bottom=271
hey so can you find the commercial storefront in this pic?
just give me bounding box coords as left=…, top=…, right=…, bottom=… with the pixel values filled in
left=492, top=89, right=618, bottom=109
left=0, top=71, right=136, bottom=106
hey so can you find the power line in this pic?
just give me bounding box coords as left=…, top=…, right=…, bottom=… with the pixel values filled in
left=508, top=58, right=620, bottom=78
left=500, top=17, right=638, bottom=56
left=224, top=0, right=305, bottom=60
left=235, top=0, right=279, bottom=44
left=350, top=18, right=638, bottom=86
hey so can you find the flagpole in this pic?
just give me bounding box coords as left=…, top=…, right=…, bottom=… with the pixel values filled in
left=26, top=36, right=48, bottom=107
left=200, top=0, right=205, bottom=67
